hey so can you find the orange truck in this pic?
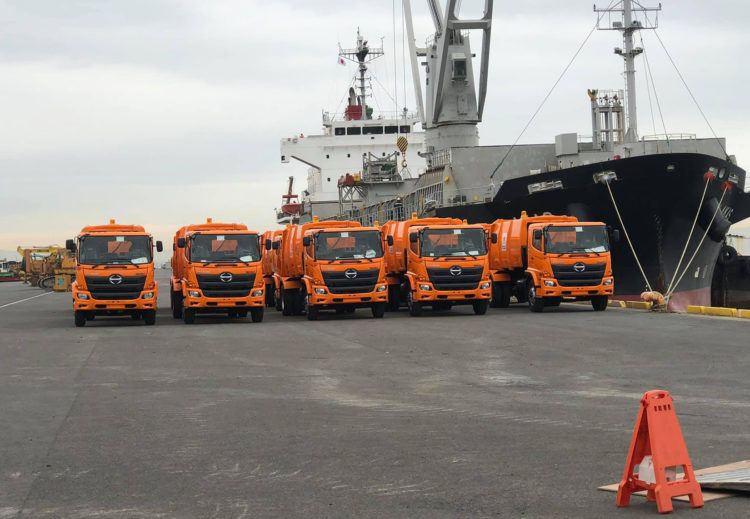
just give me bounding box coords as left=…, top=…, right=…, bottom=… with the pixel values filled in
left=261, top=229, right=283, bottom=308
left=66, top=220, right=163, bottom=327
left=170, top=219, right=265, bottom=324
left=269, top=218, right=388, bottom=320
left=486, top=212, right=616, bottom=312
left=382, top=216, right=492, bottom=316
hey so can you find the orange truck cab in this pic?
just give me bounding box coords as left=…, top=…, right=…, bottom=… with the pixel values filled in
left=261, top=229, right=283, bottom=308
left=66, top=220, right=163, bottom=327
left=487, top=212, right=616, bottom=312
left=269, top=218, right=388, bottom=320
left=171, top=219, right=265, bottom=324
left=382, top=216, right=492, bottom=317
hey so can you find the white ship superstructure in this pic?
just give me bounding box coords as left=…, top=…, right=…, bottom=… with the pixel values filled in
left=280, top=31, right=425, bottom=222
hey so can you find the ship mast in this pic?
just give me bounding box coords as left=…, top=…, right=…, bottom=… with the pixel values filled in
left=594, top=0, right=661, bottom=143
left=339, top=30, right=384, bottom=120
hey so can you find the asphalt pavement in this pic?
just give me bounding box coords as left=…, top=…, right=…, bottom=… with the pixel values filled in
left=1, top=271, right=748, bottom=518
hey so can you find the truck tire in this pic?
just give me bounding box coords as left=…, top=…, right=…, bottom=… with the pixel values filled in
left=371, top=302, right=386, bottom=318
left=407, top=291, right=422, bottom=317
left=250, top=307, right=264, bottom=322
left=472, top=300, right=489, bottom=315
left=281, top=289, right=294, bottom=316
left=387, top=285, right=400, bottom=311
left=274, top=288, right=283, bottom=311
left=183, top=308, right=196, bottom=324
left=491, top=282, right=511, bottom=308
left=74, top=311, right=87, bottom=327
left=591, top=296, right=608, bottom=312
left=305, top=295, right=319, bottom=321
left=143, top=310, right=156, bottom=326
left=171, top=290, right=183, bottom=319
left=527, top=282, right=545, bottom=313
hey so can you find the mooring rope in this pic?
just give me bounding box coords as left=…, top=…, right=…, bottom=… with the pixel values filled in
left=665, top=184, right=730, bottom=300
left=665, top=173, right=713, bottom=296
left=603, top=178, right=653, bottom=293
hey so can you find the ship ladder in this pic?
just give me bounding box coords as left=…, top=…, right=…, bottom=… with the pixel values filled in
left=664, top=181, right=732, bottom=301
left=599, top=176, right=654, bottom=293
left=664, top=170, right=715, bottom=298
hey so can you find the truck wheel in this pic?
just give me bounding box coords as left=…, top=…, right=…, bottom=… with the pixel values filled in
left=250, top=307, right=264, bottom=323
left=371, top=302, right=386, bottom=318
left=183, top=308, right=196, bottom=324
left=407, top=292, right=422, bottom=317
left=274, top=288, right=283, bottom=311
left=143, top=310, right=156, bottom=326
left=472, top=300, right=489, bottom=315
left=387, top=285, right=400, bottom=311
left=591, top=296, right=608, bottom=312
left=281, top=289, right=294, bottom=316
left=527, top=282, right=545, bottom=313
left=171, top=290, right=183, bottom=319
left=491, top=282, right=511, bottom=308
left=74, top=311, right=87, bottom=327
left=305, top=294, right=319, bottom=321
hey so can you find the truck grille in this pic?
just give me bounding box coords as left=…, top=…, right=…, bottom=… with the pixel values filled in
left=552, top=263, right=606, bottom=287
left=197, top=273, right=255, bottom=298
left=322, top=268, right=379, bottom=294
left=427, top=266, right=483, bottom=291
left=85, top=275, right=146, bottom=300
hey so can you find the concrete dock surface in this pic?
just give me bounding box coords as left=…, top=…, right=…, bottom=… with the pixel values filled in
left=1, top=272, right=748, bottom=518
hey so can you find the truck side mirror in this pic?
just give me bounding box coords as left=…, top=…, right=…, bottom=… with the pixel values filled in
left=177, top=237, right=186, bottom=249
left=156, top=241, right=163, bottom=253
left=612, top=229, right=621, bottom=243
left=65, top=239, right=76, bottom=253
left=272, top=241, right=280, bottom=250
left=265, top=239, right=272, bottom=251
left=409, top=233, right=418, bottom=244
left=491, top=233, right=498, bottom=244
left=387, top=235, right=394, bottom=246
left=302, top=236, right=311, bottom=247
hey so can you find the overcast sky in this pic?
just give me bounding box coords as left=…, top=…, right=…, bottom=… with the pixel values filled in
left=1, top=0, right=748, bottom=259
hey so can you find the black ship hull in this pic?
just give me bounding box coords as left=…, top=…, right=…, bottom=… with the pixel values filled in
left=437, top=153, right=750, bottom=311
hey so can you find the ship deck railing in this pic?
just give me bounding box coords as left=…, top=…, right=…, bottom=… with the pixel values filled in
left=641, top=133, right=697, bottom=141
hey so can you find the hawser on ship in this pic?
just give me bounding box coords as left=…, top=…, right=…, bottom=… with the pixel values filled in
left=279, top=0, right=750, bottom=311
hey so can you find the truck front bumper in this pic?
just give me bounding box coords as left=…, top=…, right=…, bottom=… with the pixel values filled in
left=183, top=289, right=265, bottom=309
left=310, top=284, right=388, bottom=308
left=414, top=283, right=492, bottom=304
left=73, top=289, right=158, bottom=312
left=536, top=277, right=614, bottom=298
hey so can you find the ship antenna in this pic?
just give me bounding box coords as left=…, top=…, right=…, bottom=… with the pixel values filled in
left=594, top=0, right=660, bottom=143
left=339, top=29, right=384, bottom=120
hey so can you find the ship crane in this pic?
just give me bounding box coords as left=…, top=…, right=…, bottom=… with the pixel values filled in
left=277, top=176, right=302, bottom=225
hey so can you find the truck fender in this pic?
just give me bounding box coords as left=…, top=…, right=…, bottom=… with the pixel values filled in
left=301, top=277, right=314, bottom=294
left=404, top=274, right=417, bottom=291
left=490, top=271, right=511, bottom=283
left=525, top=269, right=542, bottom=287
left=171, top=278, right=182, bottom=293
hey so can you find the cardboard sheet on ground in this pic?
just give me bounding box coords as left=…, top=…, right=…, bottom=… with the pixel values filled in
left=599, top=460, right=750, bottom=502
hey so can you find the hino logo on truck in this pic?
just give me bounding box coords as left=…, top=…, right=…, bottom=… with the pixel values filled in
left=108, top=274, right=122, bottom=285
left=449, top=266, right=463, bottom=276
left=344, top=269, right=358, bottom=279
left=573, top=263, right=586, bottom=272
left=219, top=272, right=233, bottom=283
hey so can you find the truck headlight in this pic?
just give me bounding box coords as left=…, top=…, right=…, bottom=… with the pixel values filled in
left=603, top=278, right=613, bottom=286
left=376, top=285, right=387, bottom=292
left=252, top=289, right=264, bottom=297
left=314, top=288, right=327, bottom=295
left=479, top=281, right=491, bottom=289
left=77, top=293, right=89, bottom=300
left=419, top=284, right=432, bottom=291
left=544, top=280, right=556, bottom=287
left=188, top=290, right=201, bottom=298
left=142, top=292, right=154, bottom=300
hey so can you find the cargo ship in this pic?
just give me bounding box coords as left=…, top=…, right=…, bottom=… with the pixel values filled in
left=279, top=1, right=750, bottom=311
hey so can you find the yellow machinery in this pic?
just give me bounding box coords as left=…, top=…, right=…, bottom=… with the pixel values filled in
left=16, top=246, right=76, bottom=291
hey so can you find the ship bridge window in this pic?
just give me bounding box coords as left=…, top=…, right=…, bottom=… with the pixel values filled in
left=363, top=126, right=384, bottom=135
left=385, top=125, right=399, bottom=134
left=399, top=126, right=411, bottom=134
left=334, top=127, right=346, bottom=136
left=346, top=127, right=361, bottom=135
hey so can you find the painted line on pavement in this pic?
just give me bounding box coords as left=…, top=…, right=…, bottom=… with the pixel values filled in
left=0, top=291, right=55, bottom=309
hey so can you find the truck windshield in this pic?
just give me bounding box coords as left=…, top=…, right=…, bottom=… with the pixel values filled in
left=79, top=236, right=152, bottom=265
left=189, top=234, right=260, bottom=263
left=544, top=225, right=609, bottom=254
left=314, top=230, right=383, bottom=260
left=420, top=228, right=487, bottom=257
